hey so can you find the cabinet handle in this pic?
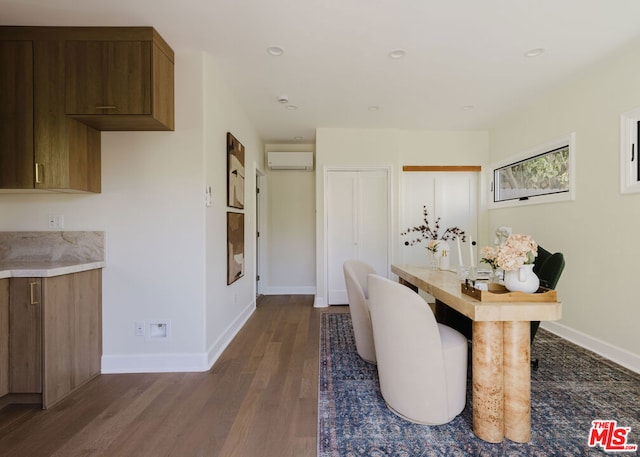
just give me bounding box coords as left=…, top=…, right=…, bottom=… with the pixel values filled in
left=29, top=282, right=39, bottom=305
left=95, top=105, right=117, bottom=110
left=35, top=163, right=43, bottom=184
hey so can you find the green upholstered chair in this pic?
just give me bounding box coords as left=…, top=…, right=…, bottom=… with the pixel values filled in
left=435, top=245, right=565, bottom=369
left=529, top=246, right=565, bottom=369
left=531, top=247, right=565, bottom=339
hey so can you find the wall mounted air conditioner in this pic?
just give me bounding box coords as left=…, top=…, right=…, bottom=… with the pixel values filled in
left=267, top=152, right=314, bottom=171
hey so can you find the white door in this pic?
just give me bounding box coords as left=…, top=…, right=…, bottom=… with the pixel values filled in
left=401, top=171, right=478, bottom=269
left=327, top=169, right=389, bottom=305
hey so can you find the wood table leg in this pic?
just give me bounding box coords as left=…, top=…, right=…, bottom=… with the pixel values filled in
left=472, top=321, right=504, bottom=443
left=398, top=277, right=418, bottom=293
left=504, top=321, right=531, bottom=443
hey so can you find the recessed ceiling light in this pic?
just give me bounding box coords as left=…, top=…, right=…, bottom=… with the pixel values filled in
left=267, top=46, right=284, bottom=56
left=461, top=105, right=475, bottom=111
left=286, top=105, right=298, bottom=110
left=368, top=105, right=380, bottom=111
left=524, top=48, right=545, bottom=58
left=388, top=49, right=406, bottom=59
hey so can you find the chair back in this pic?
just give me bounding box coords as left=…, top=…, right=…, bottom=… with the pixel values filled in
left=533, top=246, right=565, bottom=290
left=367, top=274, right=449, bottom=422
left=343, top=260, right=377, bottom=363
left=531, top=246, right=565, bottom=347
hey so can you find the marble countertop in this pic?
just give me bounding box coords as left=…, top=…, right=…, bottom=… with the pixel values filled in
left=0, top=261, right=105, bottom=279
left=0, top=231, right=105, bottom=279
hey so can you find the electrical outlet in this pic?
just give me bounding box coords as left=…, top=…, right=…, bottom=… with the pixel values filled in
left=135, top=321, right=145, bottom=336
left=47, top=214, right=64, bottom=229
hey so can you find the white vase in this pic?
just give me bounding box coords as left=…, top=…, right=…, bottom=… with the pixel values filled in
left=437, top=240, right=450, bottom=270
left=503, top=264, right=539, bottom=293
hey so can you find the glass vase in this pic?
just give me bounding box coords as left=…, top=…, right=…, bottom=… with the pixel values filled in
left=428, top=251, right=439, bottom=270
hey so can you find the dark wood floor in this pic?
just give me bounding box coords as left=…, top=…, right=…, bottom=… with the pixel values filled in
left=0, top=296, right=347, bottom=457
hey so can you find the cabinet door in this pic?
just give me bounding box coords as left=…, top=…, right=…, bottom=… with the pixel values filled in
left=34, top=40, right=102, bottom=193
left=65, top=40, right=152, bottom=116
left=0, top=279, right=9, bottom=397
left=42, top=270, right=102, bottom=408
left=9, top=278, right=42, bottom=393
left=0, top=41, right=34, bottom=189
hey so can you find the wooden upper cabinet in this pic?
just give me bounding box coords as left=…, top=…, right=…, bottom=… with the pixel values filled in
left=65, top=33, right=174, bottom=131
left=0, top=26, right=174, bottom=192
left=0, top=31, right=101, bottom=193
left=33, top=40, right=101, bottom=193
left=65, top=41, right=152, bottom=117
left=0, top=41, right=35, bottom=189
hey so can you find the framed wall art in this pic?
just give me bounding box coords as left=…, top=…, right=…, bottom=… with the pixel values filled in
left=227, top=212, right=245, bottom=285
left=227, top=132, right=245, bottom=209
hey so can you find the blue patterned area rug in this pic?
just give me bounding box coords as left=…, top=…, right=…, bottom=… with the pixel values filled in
left=318, top=312, right=640, bottom=456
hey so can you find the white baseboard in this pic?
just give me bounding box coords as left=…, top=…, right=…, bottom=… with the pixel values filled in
left=102, top=301, right=257, bottom=374
left=205, top=300, right=256, bottom=369
left=314, top=296, right=327, bottom=308
left=102, top=352, right=210, bottom=373
left=541, top=321, right=640, bottom=374
left=265, top=286, right=316, bottom=295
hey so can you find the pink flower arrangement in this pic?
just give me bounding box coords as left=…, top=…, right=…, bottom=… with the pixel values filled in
left=481, top=234, right=538, bottom=271
left=480, top=246, right=499, bottom=269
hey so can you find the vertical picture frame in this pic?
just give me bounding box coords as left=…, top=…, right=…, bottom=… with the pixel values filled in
left=227, top=212, right=245, bottom=285
left=227, top=132, right=245, bottom=209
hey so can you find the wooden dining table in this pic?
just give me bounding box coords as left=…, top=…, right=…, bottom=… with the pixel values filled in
left=391, top=264, right=562, bottom=443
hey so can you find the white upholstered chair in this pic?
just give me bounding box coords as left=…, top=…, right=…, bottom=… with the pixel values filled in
left=343, top=260, right=377, bottom=364
left=367, top=274, right=468, bottom=425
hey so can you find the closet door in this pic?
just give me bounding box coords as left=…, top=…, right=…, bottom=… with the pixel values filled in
left=327, top=169, right=389, bottom=305
left=401, top=171, right=478, bottom=268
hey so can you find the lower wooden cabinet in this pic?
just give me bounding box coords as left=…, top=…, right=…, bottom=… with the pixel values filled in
left=0, top=279, right=9, bottom=397
left=5, top=269, right=102, bottom=409
left=42, top=269, right=102, bottom=408
left=8, top=278, right=42, bottom=394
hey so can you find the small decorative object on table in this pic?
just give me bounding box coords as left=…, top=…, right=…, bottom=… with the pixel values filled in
left=480, top=246, right=500, bottom=283
left=493, top=226, right=512, bottom=246
left=401, top=206, right=465, bottom=271
left=426, top=240, right=440, bottom=269
left=481, top=234, right=539, bottom=293
left=460, top=282, right=557, bottom=302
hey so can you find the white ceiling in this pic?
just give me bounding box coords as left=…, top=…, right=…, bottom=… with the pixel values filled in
left=3, top=0, right=640, bottom=143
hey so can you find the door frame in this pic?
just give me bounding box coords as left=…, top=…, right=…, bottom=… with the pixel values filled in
left=254, top=166, right=266, bottom=297
left=322, top=165, right=393, bottom=306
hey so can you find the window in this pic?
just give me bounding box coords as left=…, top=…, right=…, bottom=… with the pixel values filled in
left=488, top=133, right=576, bottom=209
left=620, top=108, right=640, bottom=195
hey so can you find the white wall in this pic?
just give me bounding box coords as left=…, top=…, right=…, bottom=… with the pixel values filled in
left=202, top=54, right=264, bottom=360
left=266, top=170, right=316, bottom=293
left=489, top=37, right=640, bottom=368
left=314, top=128, right=490, bottom=307
left=0, top=50, right=264, bottom=373
left=263, top=144, right=316, bottom=295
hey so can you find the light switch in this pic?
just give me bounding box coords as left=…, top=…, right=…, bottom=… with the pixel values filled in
left=205, top=186, right=212, bottom=207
